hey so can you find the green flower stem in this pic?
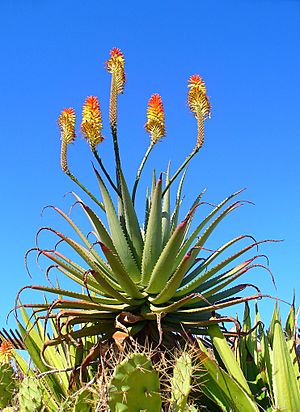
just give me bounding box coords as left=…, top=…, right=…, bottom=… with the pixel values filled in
left=162, top=147, right=199, bottom=197
left=162, top=112, right=204, bottom=197
left=132, top=142, right=155, bottom=204
left=92, top=148, right=121, bottom=197
left=65, top=170, right=105, bottom=212
left=61, top=141, right=105, bottom=210
left=111, top=126, right=122, bottom=194
left=110, top=74, right=122, bottom=196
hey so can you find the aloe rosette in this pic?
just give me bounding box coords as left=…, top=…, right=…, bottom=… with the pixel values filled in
left=18, top=48, right=273, bottom=355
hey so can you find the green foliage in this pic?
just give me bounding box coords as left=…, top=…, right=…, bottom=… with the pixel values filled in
left=108, top=353, right=162, bottom=412
left=73, top=390, right=93, bottom=412
left=59, top=389, right=94, bottom=412
left=7, top=48, right=294, bottom=412
left=197, top=328, right=259, bottom=412
left=19, top=377, right=43, bottom=412
left=196, top=304, right=300, bottom=412
left=13, top=306, right=98, bottom=411
left=171, top=352, right=193, bottom=411
left=0, top=363, right=16, bottom=408
left=234, top=304, right=300, bottom=411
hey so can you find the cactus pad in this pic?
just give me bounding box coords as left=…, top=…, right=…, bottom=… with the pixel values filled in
left=171, top=352, right=193, bottom=411
left=108, top=353, right=162, bottom=412
left=0, top=364, right=16, bottom=408
left=18, top=376, right=43, bottom=412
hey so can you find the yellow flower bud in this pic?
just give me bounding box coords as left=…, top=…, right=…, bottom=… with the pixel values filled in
left=81, top=96, right=104, bottom=148
left=145, top=93, right=165, bottom=144
left=106, top=47, right=126, bottom=94
left=0, top=341, right=13, bottom=365
left=188, top=74, right=211, bottom=119
left=58, top=108, right=76, bottom=144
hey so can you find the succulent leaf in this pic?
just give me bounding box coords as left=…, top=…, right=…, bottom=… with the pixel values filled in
left=119, top=169, right=144, bottom=263
left=94, top=167, right=141, bottom=282
left=141, top=176, right=163, bottom=286
left=272, top=310, right=300, bottom=411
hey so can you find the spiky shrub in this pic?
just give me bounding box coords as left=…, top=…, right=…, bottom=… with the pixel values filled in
left=19, top=48, right=273, bottom=358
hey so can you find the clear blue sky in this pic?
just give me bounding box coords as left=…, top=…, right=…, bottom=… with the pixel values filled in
left=0, top=0, right=299, bottom=329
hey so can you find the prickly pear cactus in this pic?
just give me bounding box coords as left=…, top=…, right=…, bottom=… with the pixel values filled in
left=108, top=353, right=162, bottom=412
left=0, top=364, right=16, bottom=408
left=171, top=352, right=193, bottom=411
left=18, top=376, right=43, bottom=412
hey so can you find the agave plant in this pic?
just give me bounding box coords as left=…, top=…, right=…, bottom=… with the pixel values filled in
left=17, top=48, right=274, bottom=361
left=196, top=303, right=300, bottom=411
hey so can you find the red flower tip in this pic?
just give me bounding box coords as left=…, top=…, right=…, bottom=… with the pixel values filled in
left=145, top=93, right=165, bottom=143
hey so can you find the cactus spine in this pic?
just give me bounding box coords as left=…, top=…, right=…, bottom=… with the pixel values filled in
left=171, top=352, right=194, bottom=412
left=0, top=364, right=16, bottom=408
left=108, top=353, right=162, bottom=412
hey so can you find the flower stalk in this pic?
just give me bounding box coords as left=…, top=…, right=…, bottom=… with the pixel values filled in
left=106, top=48, right=126, bottom=194
left=58, top=108, right=105, bottom=211
left=80, top=96, right=120, bottom=196
left=162, top=75, right=210, bottom=196
left=132, top=94, right=165, bottom=203
left=92, top=148, right=121, bottom=197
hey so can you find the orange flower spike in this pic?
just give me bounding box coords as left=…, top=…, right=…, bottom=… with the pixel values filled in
left=188, top=74, right=211, bottom=119
left=145, top=93, right=166, bottom=144
left=58, top=108, right=76, bottom=144
left=0, top=341, right=13, bottom=365
left=81, top=96, right=104, bottom=149
left=105, top=47, right=126, bottom=94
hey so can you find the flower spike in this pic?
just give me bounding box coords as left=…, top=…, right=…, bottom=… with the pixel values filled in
left=106, top=47, right=126, bottom=94
left=162, top=75, right=210, bottom=196
left=0, top=341, right=13, bottom=365
left=105, top=48, right=125, bottom=193
left=132, top=94, right=165, bottom=203
left=58, top=108, right=76, bottom=173
left=188, top=74, right=211, bottom=150
left=81, top=96, right=104, bottom=149
left=188, top=74, right=211, bottom=119
left=145, top=93, right=166, bottom=144
left=58, top=104, right=105, bottom=210
left=58, top=108, right=76, bottom=145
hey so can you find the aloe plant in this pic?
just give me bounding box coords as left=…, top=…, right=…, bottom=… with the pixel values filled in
left=17, top=48, right=273, bottom=365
